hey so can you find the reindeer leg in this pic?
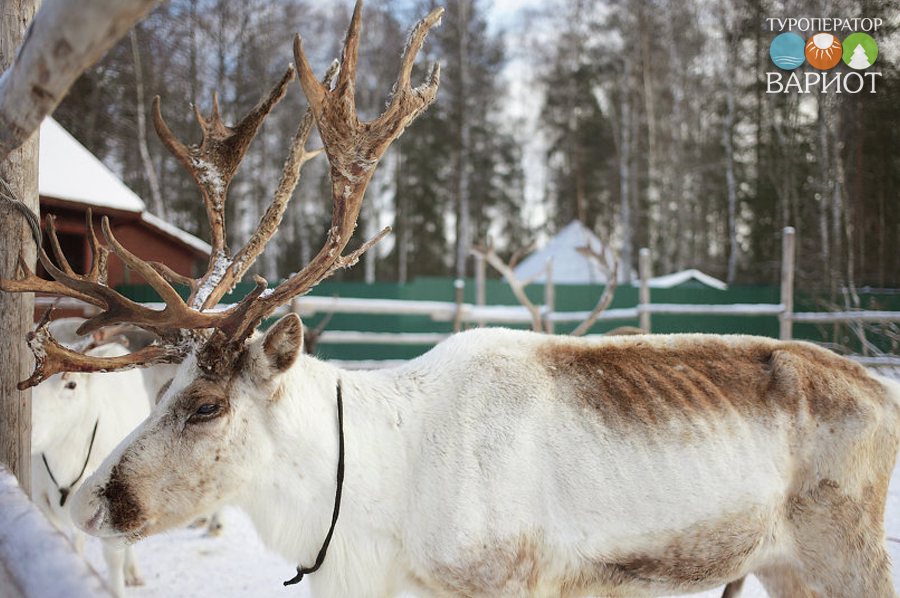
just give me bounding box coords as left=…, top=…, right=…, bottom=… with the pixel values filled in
left=754, top=564, right=822, bottom=598
left=721, top=577, right=744, bottom=598
left=205, top=510, right=224, bottom=537
left=101, top=540, right=126, bottom=598
left=124, top=544, right=145, bottom=587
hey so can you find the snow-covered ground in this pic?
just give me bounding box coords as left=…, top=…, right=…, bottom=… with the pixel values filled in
left=77, top=459, right=900, bottom=598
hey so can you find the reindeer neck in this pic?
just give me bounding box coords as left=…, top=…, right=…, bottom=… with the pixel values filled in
left=233, top=356, right=413, bottom=566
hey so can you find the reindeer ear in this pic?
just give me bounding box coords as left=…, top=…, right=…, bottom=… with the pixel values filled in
left=262, top=314, right=304, bottom=373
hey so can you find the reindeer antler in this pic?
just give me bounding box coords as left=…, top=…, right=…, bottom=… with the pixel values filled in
left=1, top=0, right=443, bottom=386
left=200, top=0, right=444, bottom=362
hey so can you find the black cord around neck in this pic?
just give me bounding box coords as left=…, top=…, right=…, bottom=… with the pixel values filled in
left=41, top=418, right=99, bottom=508
left=284, top=381, right=345, bottom=587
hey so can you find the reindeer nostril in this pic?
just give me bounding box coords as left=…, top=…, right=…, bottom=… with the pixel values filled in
left=83, top=503, right=107, bottom=534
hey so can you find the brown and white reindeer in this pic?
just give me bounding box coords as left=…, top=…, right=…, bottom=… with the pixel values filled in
left=3, top=3, right=900, bottom=598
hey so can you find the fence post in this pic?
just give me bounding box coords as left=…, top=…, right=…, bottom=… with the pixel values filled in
left=475, top=253, right=486, bottom=327
left=779, top=227, right=795, bottom=340
left=544, top=260, right=555, bottom=334
left=0, top=0, right=41, bottom=497
left=639, top=248, right=651, bottom=332
left=453, top=279, right=465, bottom=333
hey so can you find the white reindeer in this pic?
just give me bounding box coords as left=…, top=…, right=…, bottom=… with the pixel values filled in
left=31, top=341, right=150, bottom=597
left=67, top=321, right=900, bottom=598
left=3, top=2, right=899, bottom=597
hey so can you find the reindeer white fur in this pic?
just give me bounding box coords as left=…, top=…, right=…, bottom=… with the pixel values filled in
left=32, top=342, right=151, bottom=597
left=72, top=318, right=900, bottom=598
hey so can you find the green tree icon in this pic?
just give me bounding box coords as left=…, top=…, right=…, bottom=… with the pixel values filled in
left=843, top=32, right=878, bottom=69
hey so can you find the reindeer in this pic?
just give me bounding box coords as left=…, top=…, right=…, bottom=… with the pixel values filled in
left=3, top=3, right=900, bottom=598
left=31, top=323, right=151, bottom=597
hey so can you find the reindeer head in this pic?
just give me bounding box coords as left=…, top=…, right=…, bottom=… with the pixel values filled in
left=70, top=314, right=307, bottom=540
left=2, top=0, right=442, bottom=541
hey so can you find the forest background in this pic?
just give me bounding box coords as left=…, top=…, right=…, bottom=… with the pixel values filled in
left=51, top=0, right=900, bottom=299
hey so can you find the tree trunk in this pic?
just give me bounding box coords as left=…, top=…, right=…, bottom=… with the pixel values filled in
left=130, top=28, right=165, bottom=217
left=0, top=0, right=42, bottom=496
left=454, top=0, right=471, bottom=279
left=618, top=55, right=633, bottom=284
left=721, top=9, right=739, bottom=284
left=0, top=0, right=163, bottom=161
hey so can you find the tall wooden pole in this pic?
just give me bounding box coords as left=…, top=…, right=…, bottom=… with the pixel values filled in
left=779, top=226, right=796, bottom=340
left=0, top=0, right=42, bottom=496
left=639, top=248, right=651, bottom=332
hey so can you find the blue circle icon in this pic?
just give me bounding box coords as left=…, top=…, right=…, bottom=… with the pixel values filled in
left=770, top=32, right=806, bottom=70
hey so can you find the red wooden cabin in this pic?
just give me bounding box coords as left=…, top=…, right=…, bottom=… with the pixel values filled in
left=35, top=118, right=210, bottom=318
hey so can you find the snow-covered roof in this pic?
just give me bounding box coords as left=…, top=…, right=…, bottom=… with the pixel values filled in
left=644, top=269, right=728, bottom=290
left=39, top=118, right=146, bottom=213
left=39, top=117, right=210, bottom=256
left=141, top=212, right=212, bottom=256
left=512, top=220, right=627, bottom=284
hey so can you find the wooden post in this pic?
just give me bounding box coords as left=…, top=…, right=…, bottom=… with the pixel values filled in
left=779, top=226, right=796, bottom=340
left=475, top=253, right=485, bottom=327
left=453, top=279, right=465, bottom=333
left=544, top=260, right=554, bottom=334
left=0, top=0, right=42, bottom=497
left=639, top=248, right=651, bottom=332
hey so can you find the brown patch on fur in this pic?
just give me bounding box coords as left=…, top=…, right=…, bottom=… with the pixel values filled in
left=425, top=510, right=767, bottom=598
left=609, top=509, right=764, bottom=588
left=549, top=510, right=767, bottom=598
left=103, top=462, right=145, bottom=534
left=605, top=326, right=646, bottom=336
left=427, top=536, right=541, bottom=597
left=538, top=336, right=887, bottom=431
left=174, top=378, right=232, bottom=423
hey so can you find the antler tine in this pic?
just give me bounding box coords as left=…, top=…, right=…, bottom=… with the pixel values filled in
left=84, top=209, right=110, bottom=283
left=195, top=62, right=339, bottom=312
left=100, top=217, right=186, bottom=308
left=152, top=64, right=295, bottom=263
left=508, top=242, right=535, bottom=271
left=392, top=7, right=443, bottom=110
left=10, top=213, right=218, bottom=338
left=333, top=0, right=364, bottom=119
left=0, top=250, right=101, bottom=305
left=44, top=214, right=76, bottom=277
left=1, top=209, right=114, bottom=306
left=149, top=261, right=196, bottom=288
left=471, top=239, right=544, bottom=332
left=79, top=217, right=233, bottom=338
left=16, top=309, right=185, bottom=390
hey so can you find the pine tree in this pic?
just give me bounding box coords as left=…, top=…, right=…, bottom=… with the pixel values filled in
left=388, top=0, right=523, bottom=280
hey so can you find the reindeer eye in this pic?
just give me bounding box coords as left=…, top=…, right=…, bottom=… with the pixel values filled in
left=65, top=381, right=77, bottom=390
left=188, top=403, right=222, bottom=424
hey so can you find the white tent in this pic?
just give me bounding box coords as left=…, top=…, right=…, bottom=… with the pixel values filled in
left=643, top=269, right=728, bottom=290
left=512, top=221, right=727, bottom=289
left=512, top=220, right=627, bottom=284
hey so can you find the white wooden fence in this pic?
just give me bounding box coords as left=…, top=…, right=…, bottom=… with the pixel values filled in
left=33, top=227, right=900, bottom=365
left=0, top=466, right=111, bottom=598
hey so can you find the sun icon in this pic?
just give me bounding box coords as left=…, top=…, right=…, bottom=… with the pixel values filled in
left=805, top=32, right=843, bottom=69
